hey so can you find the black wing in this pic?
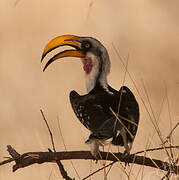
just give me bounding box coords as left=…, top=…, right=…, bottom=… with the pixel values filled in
left=113, top=86, right=140, bottom=143
left=69, top=86, right=139, bottom=144
left=69, top=90, right=119, bottom=133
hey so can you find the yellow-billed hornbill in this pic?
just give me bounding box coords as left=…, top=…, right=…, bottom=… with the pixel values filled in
left=41, top=35, right=139, bottom=158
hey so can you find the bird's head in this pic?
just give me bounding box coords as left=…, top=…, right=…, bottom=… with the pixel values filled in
left=41, top=35, right=111, bottom=92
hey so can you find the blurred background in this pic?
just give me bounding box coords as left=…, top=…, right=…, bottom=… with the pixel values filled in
left=0, top=0, right=179, bottom=179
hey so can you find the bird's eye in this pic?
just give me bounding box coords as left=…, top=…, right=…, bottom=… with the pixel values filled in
left=82, top=41, right=91, bottom=49
left=85, top=43, right=90, bottom=48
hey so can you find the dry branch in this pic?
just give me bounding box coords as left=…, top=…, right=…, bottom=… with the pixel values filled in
left=163, top=122, right=179, bottom=145
left=2, top=145, right=179, bottom=176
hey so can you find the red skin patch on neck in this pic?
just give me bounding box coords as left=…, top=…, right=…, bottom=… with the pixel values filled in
left=83, top=58, right=93, bottom=74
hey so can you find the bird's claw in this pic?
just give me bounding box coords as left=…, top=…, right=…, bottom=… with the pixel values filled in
left=122, top=150, right=130, bottom=167
left=94, top=158, right=98, bottom=163
left=91, top=153, right=98, bottom=163
left=122, top=150, right=129, bottom=158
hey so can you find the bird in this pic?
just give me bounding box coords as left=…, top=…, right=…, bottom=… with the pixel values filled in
left=41, top=34, right=140, bottom=158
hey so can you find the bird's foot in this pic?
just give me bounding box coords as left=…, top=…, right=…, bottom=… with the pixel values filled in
left=90, top=152, right=98, bottom=163
left=88, top=138, right=100, bottom=163
left=122, top=150, right=130, bottom=157
left=122, top=150, right=130, bottom=167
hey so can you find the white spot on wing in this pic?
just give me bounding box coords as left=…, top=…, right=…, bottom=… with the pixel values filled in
left=116, top=130, right=121, bottom=137
left=122, top=89, right=126, bottom=93
left=94, top=104, right=103, bottom=109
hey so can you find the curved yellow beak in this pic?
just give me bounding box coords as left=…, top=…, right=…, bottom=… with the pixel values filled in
left=41, top=34, right=85, bottom=71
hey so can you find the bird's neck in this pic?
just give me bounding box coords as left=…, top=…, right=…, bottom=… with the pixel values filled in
left=85, top=69, right=109, bottom=93
left=83, top=53, right=110, bottom=93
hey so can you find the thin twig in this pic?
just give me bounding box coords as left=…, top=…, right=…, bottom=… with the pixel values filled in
left=40, top=109, right=56, bottom=152
left=40, top=109, right=74, bottom=180
left=110, top=107, right=134, bottom=139
left=82, top=162, right=114, bottom=180
left=85, top=1, right=94, bottom=23
left=48, top=168, right=53, bottom=180
left=0, top=157, right=15, bottom=166
left=14, top=0, right=21, bottom=7
left=165, top=83, right=175, bottom=162
left=112, top=43, right=141, bottom=104
left=87, top=145, right=176, bottom=179
left=57, top=116, right=81, bottom=180
left=161, top=158, right=179, bottom=180
left=140, top=141, right=149, bottom=180
left=81, top=122, right=179, bottom=179
left=82, top=145, right=179, bottom=180
left=104, top=163, right=113, bottom=179
left=163, top=122, right=179, bottom=145
left=133, top=145, right=179, bottom=155
left=141, top=80, right=172, bottom=165
left=160, top=170, right=170, bottom=180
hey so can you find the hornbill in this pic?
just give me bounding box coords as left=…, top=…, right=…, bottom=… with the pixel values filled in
left=41, top=35, right=140, bottom=158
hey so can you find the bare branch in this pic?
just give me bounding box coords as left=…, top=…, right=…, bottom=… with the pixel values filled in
left=0, top=157, right=14, bottom=166
left=7, top=145, right=20, bottom=158
left=3, top=145, right=179, bottom=176
left=40, top=109, right=56, bottom=152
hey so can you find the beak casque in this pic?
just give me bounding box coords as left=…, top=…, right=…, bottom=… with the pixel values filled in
left=41, top=34, right=85, bottom=71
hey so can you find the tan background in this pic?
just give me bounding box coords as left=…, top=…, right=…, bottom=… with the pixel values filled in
left=0, top=0, right=179, bottom=179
